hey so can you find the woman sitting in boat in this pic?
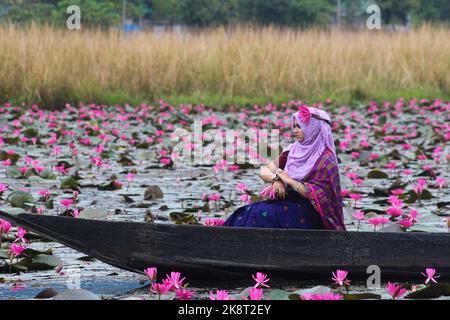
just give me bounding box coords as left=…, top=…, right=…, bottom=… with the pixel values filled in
left=224, top=106, right=346, bottom=231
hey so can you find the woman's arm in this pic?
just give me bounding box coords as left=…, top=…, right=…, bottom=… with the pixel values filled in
left=275, top=169, right=308, bottom=198
left=259, top=151, right=289, bottom=183
left=258, top=162, right=278, bottom=183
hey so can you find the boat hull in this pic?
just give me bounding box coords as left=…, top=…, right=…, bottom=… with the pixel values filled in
left=1, top=211, right=449, bottom=284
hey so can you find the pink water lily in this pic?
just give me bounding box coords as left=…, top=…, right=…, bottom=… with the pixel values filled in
left=390, top=189, right=405, bottom=195
left=160, top=158, right=172, bottom=166
left=126, top=172, right=135, bottom=183
left=0, top=183, right=8, bottom=193
left=71, top=209, right=80, bottom=218
left=209, top=290, right=230, bottom=300
left=0, top=219, right=12, bottom=234
left=175, top=289, right=194, bottom=300
left=38, top=189, right=50, bottom=197
left=352, top=211, right=364, bottom=221
left=298, top=105, right=311, bottom=123
left=243, top=287, right=264, bottom=300
left=144, top=267, right=157, bottom=281
left=204, top=218, right=225, bottom=226
left=301, top=292, right=343, bottom=300
left=386, top=206, right=403, bottom=218
left=163, top=272, right=186, bottom=291
left=150, top=282, right=171, bottom=297
left=236, top=182, right=248, bottom=193
left=421, top=268, right=440, bottom=285
left=252, top=272, right=270, bottom=288
left=259, top=184, right=277, bottom=200
left=388, top=196, right=403, bottom=208
left=60, top=198, right=73, bottom=209
left=386, top=282, right=408, bottom=299
left=399, top=219, right=413, bottom=229
left=332, top=269, right=351, bottom=287
left=10, top=243, right=26, bottom=257
left=208, top=194, right=221, bottom=202
left=15, top=227, right=27, bottom=243
left=367, top=217, right=390, bottom=231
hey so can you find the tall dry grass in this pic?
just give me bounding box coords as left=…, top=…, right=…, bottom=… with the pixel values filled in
left=0, top=24, right=449, bottom=107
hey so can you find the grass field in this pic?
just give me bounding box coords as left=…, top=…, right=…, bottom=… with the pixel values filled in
left=0, top=24, right=449, bottom=108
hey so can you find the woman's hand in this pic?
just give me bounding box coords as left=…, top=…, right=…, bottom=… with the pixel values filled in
left=275, top=169, right=307, bottom=198
left=275, top=169, right=291, bottom=183
left=272, top=180, right=286, bottom=199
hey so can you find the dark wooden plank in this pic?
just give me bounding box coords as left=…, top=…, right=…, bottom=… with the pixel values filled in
left=1, top=210, right=449, bottom=284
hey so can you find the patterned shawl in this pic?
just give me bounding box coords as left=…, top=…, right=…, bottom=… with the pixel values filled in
left=278, top=148, right=346, bottom=231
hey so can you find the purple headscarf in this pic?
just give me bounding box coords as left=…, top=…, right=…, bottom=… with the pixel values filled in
left=284, top=107, right=337, bottom=182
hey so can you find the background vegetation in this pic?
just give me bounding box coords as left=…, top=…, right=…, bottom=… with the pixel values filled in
left=0, top=1, right=448, bottom=108
left=0, top=24, right=448, bottom=108
left=1, top=0, right=449, bottom=28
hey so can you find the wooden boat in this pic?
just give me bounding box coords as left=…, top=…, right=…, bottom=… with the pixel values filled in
left=1, top=210, right=449, bottom=284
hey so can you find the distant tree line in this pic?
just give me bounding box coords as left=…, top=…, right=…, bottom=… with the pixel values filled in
left=0, top=0, right=448, bottom=28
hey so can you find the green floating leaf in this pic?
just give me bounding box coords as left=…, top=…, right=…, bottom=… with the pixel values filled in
left=0, top=264, right=28, bottom=273
left=288, top=286, right=333, bottom=300
left=38, top=168, right=57, bottom=180
left=45, top=198, right=54, bottom=210
left=7, top=190, right=34, bottom=209
left=118, top=155, right=135, bottom=166
left=23, top=248, right=53, bottom=257
left=22, top=128, right=39, bottom=138
left=406, top=284, right=450, bottom=299
left=79, top=208, right=108, bottom=220
left=266, top=289, right=290, bottom=300
left=15, top=254, right=62, bottom=271
left=60, top=176, right=80, bottom=190
left=367, top=169, right=389, bottom=179
left=407, top=189, right=433, bottom=202
left=77, top=256, right=95, bottom=262
left=2, top=137, right=20, bottom=146
left=343, top=293, right=382, bottom=300
left=0, top=249, right=9, bottom=259
left=98, top=180, right=123, bottom=191
left=6, top=166, right=23, bottom=179
left=169, top=212, right=200, bottom=225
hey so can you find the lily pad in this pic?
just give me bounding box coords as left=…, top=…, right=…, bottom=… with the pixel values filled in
left=60, top=176, right=80, bottom=190
left=406, top=284, right=450, bottom=299
left=343, top=293, right=382, bottom=300
left=169, top=212, right=200, bottom=225
left=98, top=180, right=122, bottom=191
left=266, top=289, right=290, bottom=300
left=6, top=166, right=23, bottom=179
left=7, top=190, right=34, bottom=209
left=78, top=208, right=108, bottom=220
left=367, top=169, right=389, bottom=179
left=38, top=168, right=57, bottom=180
left=15, top=254, right=62, bottom=271
left=288, top=286, right=332, bottom=300
left=0, top=249, right=9, bottom=259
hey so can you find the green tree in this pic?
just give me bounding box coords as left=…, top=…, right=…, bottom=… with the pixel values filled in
left=179, top=0, right=239, bottom=26
left=239, top=0, right=334, bottom=27
left=151, top=0, right=183, bottom=23
left=375, top=0, right=420, bottom=25
left=0, top=0, right=147, bottom=28
left=414, top=0, right=450, bottom=24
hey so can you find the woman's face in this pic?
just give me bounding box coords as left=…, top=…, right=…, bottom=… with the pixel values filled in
left=293, top=118, right=305, bottom=142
